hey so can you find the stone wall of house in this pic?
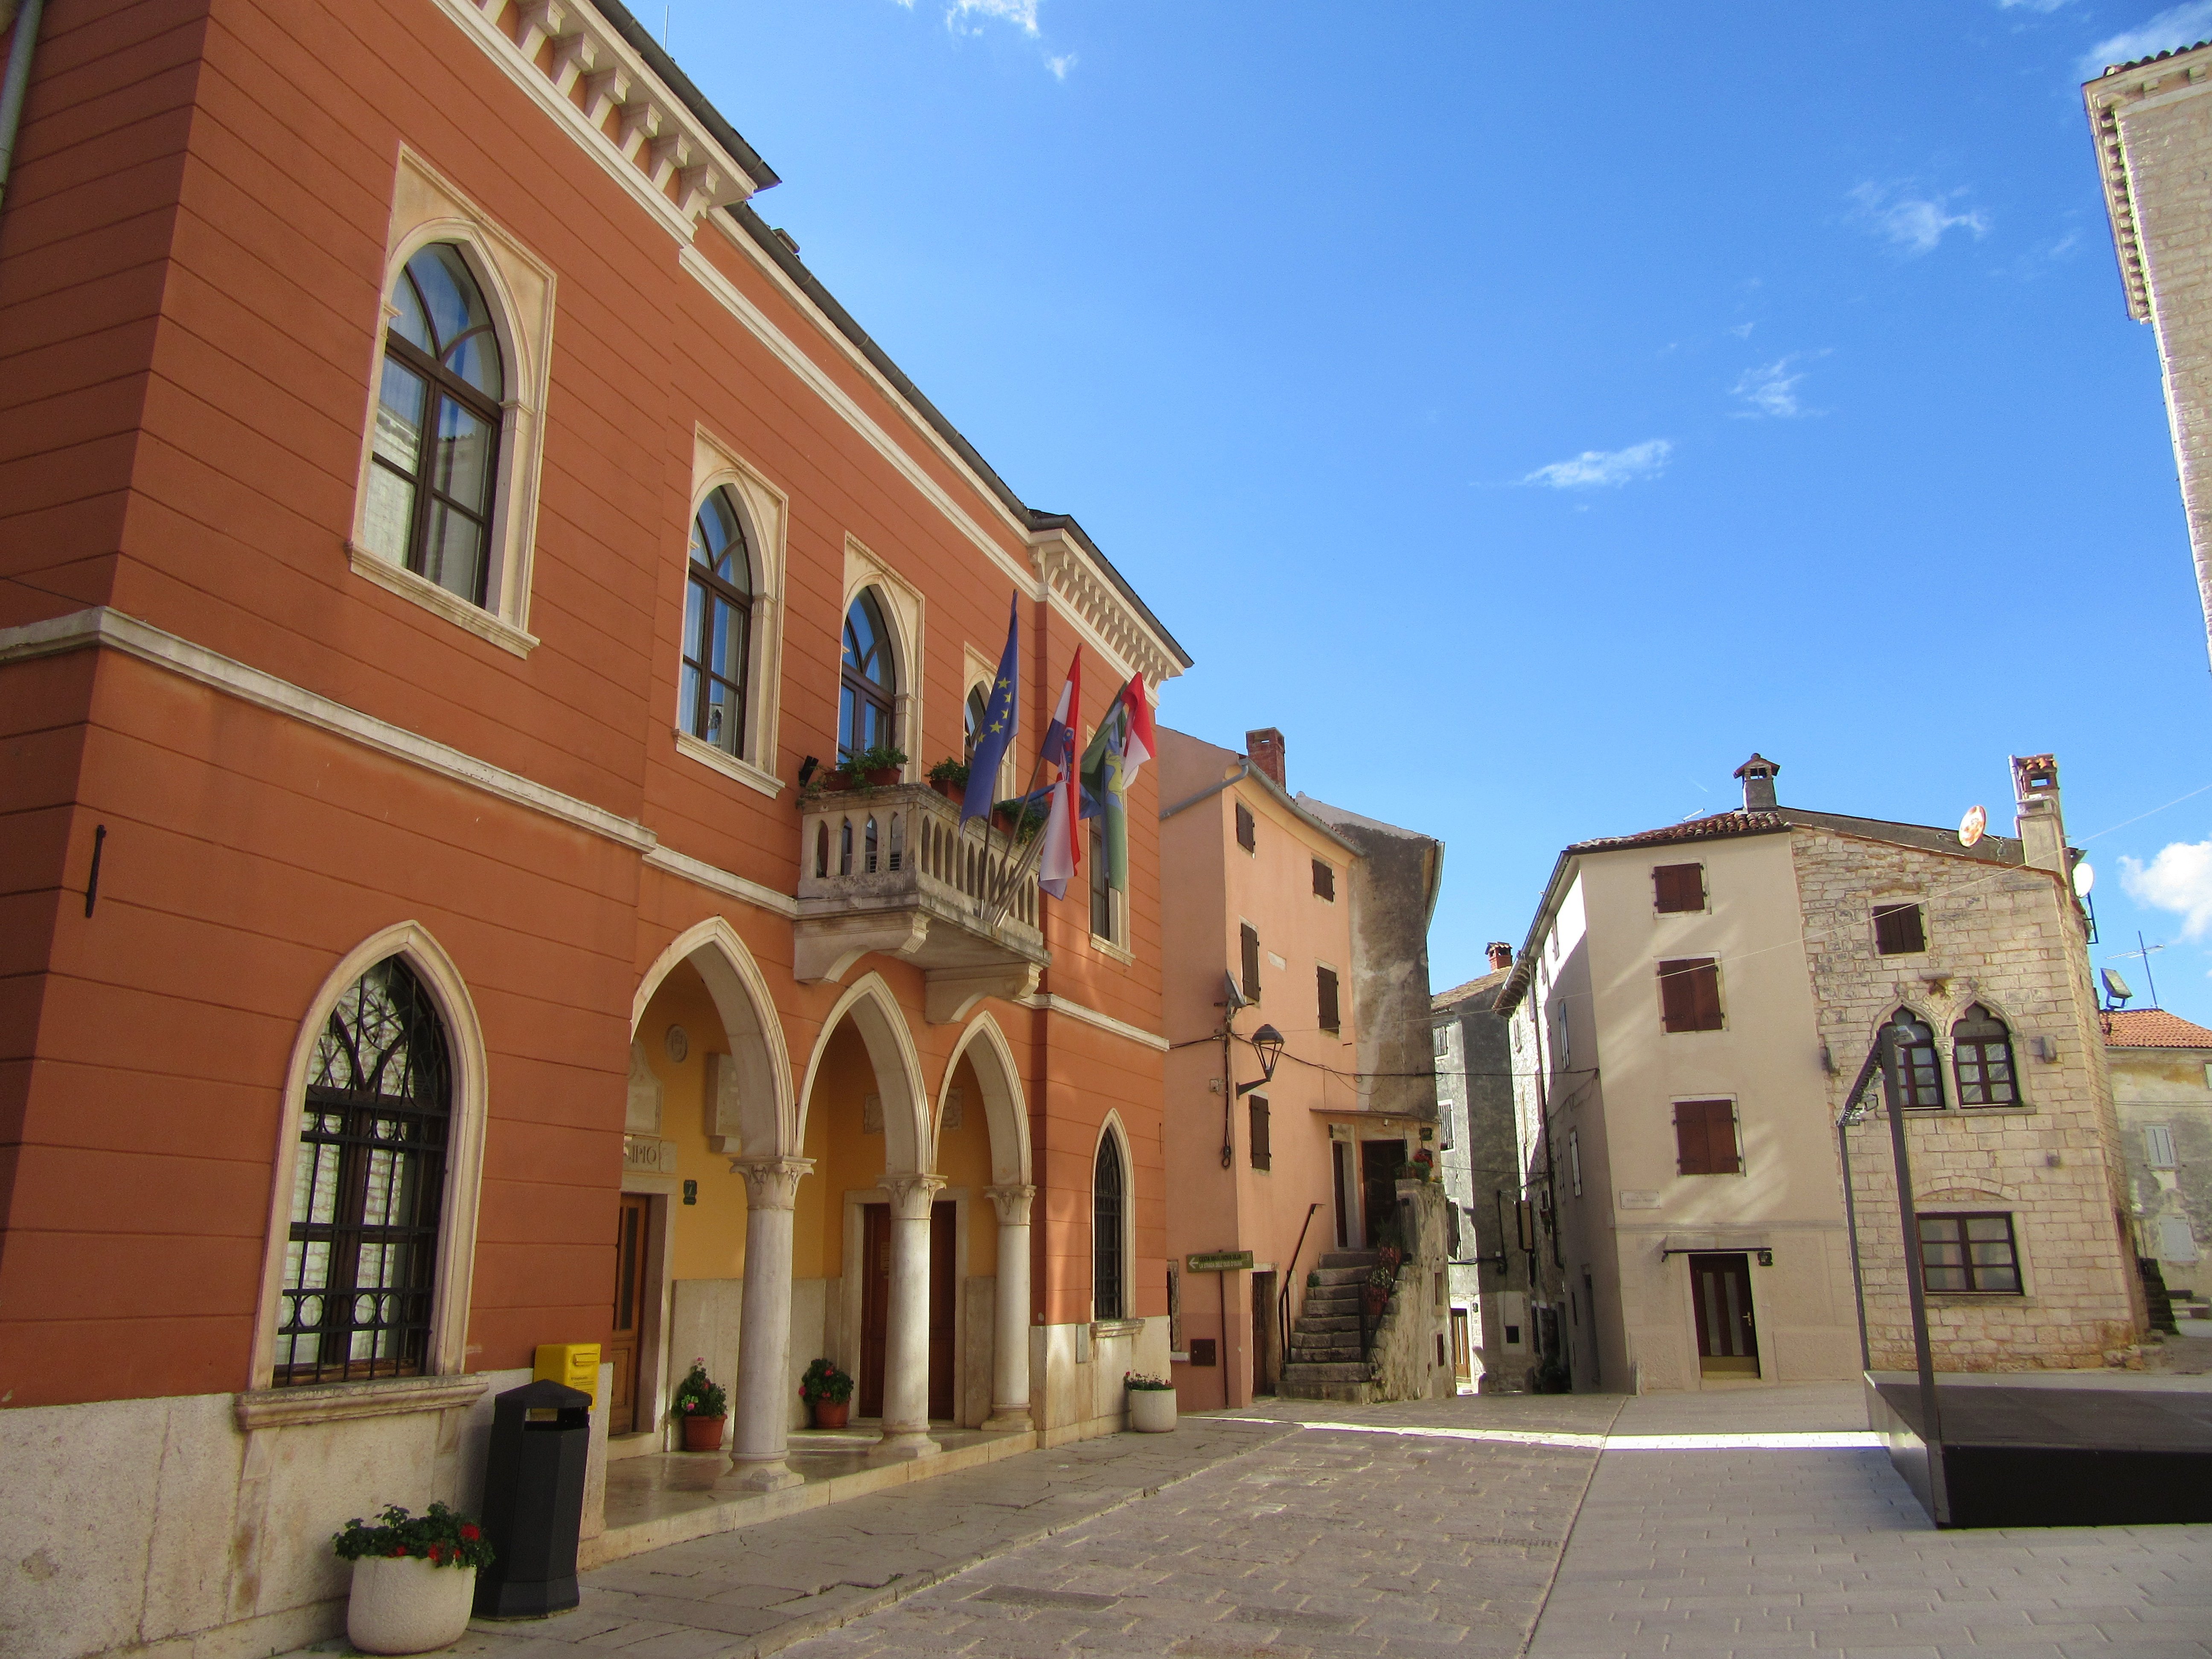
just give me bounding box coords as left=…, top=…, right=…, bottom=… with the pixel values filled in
left=1793, top=826, right=2141, bottom=1370
left=2108, top=1042, right=2212, bottom=1294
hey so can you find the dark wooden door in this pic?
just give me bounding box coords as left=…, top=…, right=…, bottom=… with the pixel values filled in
left=1360, top=1140, right=1401, bottom=1248
left=609, top=1193, right=647, bottom=1435
left=928, top=1201, right=956, bottom=1420
left=1332, top=1140, right=1350, bottom=1248
left=1250, top=1270, right=1277, bottom=1397
left=1689, top=1252, right=1759, bottom=1377
left=860, top=1203, right=890, bottom=1417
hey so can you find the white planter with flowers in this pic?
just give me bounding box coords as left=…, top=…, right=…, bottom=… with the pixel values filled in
left=334, top=1502, right=492, bottom=1656
left=1126, top=1372, right=1176, bottom=1432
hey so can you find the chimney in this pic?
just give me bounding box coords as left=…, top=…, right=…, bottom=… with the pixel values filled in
left=1246, top=728, right=1286, bottom=789
left=2011, top=753, right=2068, bottom=875
left=1733, top=752, right=1780, bottom=812
left=1487, top=941, right=1513, bottom=972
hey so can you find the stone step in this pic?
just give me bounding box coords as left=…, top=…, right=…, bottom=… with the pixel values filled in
left=1300, top=1288, right=1363, bottom=1307
left=1279, top=1361, right=1374, bottom=1383
left=1318, top=1250, right=1381, bottom=1270
left=1294, top=1314, right=1363, bottom=1335
left=1277, top=1378, right=1378, bottom=1404
left=1289, top=1348, right=1363, bottom=1365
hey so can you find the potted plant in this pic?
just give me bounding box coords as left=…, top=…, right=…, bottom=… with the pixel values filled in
left=800, top=1358, right=855, bottom=1429
left=847, top=743, right=907, bottom=788
left=1125, top=1371, right=1176, bottom=1433
left=671, top=1358, right=728, bottom=1452
left=927, top=757, right=969, bottom=800
left=1359, top=1264, right=1396, bottom=1319
left=991, top=797, right=1045, bottom=839
left=333, top=1502, right=493, bottom=1656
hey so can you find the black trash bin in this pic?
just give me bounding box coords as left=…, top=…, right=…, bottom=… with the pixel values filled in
left=474, top=1377, right=592, bottom=1618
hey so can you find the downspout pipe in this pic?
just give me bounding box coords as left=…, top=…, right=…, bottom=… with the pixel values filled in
left=0, top=0, right=47, bottom=218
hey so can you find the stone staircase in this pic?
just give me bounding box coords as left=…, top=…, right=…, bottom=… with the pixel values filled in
left=1279, top=1249, right=1387, bottom=1403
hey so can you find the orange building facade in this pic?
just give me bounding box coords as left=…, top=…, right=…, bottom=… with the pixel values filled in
left=0, top=3, right=1185, bottom=1655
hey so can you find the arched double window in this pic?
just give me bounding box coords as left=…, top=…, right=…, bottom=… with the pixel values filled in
left=275, top=957, right=452, bottom=1385
left=681, top=488, right=754, bottom=754
left=1952, top=1004, right=2018, bottom=1106
left=840, top=590, right=896, bottom=762
left=1882, top=1010, right=1945, bottom=1110
left=964, top=685, right=991, bottom=765
left=1093, top=1128, right=1126, bottom=1321
left=362, top=244, right=504, bottom=607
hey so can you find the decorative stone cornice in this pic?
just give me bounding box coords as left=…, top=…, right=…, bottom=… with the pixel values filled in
left=2085, top=42, right=2212, bottom=323
left=439, top=0, right=766, bottom=238
left=235, top=1373, right=489, bottom=1432
left=1031, top=527, right=1185, bottom=690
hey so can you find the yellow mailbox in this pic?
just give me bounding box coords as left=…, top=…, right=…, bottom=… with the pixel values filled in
left=533, top=1342, right=601, bottom=1408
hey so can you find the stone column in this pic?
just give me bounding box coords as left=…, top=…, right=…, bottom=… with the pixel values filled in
left=874, top=1172, right=945, bottom=1459
left=981, top=1184, right=1035, bottom=1431
left=728, top=1155, right=812, bottom=1491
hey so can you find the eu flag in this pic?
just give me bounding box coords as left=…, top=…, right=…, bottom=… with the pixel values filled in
left=962, top=597, right=1019, bottom=824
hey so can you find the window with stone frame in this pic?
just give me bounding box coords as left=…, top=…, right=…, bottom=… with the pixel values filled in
left=1093, top=1130, right=1126, bottom=1320
left=1951, top=1004, right=2018, bottom=1107
left=1918, top=1212, right=2022, bottom=1294
left=1653, top=863, right=1706, bottom=914
left=1882, top=1010, right=1946, bottom=1109
left=679, top=487, right=754, bottom=755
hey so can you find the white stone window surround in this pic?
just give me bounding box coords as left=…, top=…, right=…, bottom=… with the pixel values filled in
left=1872, top=995, right=2039, bottom=1115
left=673, top=426, right=788, bottom=799
left=841, top=536, right=925, bottom=779
left=346, top=147, right=556, bottom=659
left=1092, top=1108, right=1138, bottom=1326
left=245, top=922, right=492, bottom=1409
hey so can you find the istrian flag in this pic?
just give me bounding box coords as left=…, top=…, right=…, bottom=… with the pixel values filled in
left=1078, top=673, right=1154, bottom=894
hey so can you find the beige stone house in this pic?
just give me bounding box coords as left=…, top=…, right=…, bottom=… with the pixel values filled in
left=1495, top=753, right=2143, bottom=1393
left=2087, top=37, right=2212, bottom=663
left=2104, top=1008, right=2212, bottom=1301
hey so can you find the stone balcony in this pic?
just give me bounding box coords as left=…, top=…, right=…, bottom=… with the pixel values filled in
left=795, top=783, right=1048, bottom=1022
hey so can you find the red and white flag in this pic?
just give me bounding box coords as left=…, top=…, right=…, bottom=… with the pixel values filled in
left=1038, top=652, right=1082, bottom=899
left=1118, top=672, right=1154, bottom=784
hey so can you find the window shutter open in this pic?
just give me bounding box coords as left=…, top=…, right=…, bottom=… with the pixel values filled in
left=1317, top=966, right=1340, bottom=1032
left=1249, top=1097, right=1271, bottom=1169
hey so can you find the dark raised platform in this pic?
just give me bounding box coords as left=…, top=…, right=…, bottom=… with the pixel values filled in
left=1867, top=1374, right=2212, bottom=1528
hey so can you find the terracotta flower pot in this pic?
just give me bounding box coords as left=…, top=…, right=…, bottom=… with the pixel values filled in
left=863, top=767, right=902, bottom=787
left=1128, top=1388, right=1176, bottom=1433
left=821, top=771, right=856, bottom=792
left=928, top=777, right=963, bottom=800
left=680, top=1413, right=726, bottom=1452
left=810, top=1398, right=851, bottom=1430
left=346, top=1555, right=476, bottom=1656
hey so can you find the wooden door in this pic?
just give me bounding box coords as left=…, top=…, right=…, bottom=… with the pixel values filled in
left=609, top=1193, right=647, bottom=1434
left=1360, top=1141, right=1401, bottom=1248
left=1332, top=1140, right=1350, bottom=1249
left=1689, top=1252, right=1759, bottom=1377
left=1250, top=1270, right=1277, bottom=1397
left=1451, top=1309, right=1471, bottom=1379
left=928, top=1201, right=956, bottom=1420
left=860, top=1203, right=890, bottom=1417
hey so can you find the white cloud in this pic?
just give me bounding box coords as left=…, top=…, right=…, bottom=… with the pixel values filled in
left=1849, top=183, right=1991, bottom=256
left=1727, top=321, right=1756, bottom=339
left=1047, top=52, right=1076, bottom=79
left=1522, top=439, right=1673, bottom=489
left=1732, top=356, right=1816, bottom=419
left=2081, top=2, right=2212, bottom=78
left=949, top=0, right=1040, bottom=36
left=1999, top=0, right=2072, bottom=13
left=2122, top=838, right=2212, bottom=938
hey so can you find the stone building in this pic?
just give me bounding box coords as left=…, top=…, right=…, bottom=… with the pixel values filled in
left=1156, top=727, right=1452, bottom=1408
left=1495, top=752, right=2142, bottom=1394
left=2087, top=37, right=2212, bottom=663
left=0, top=3, right=1186, bottom=1656
left=1431, top=947, right=1526, bottom=1390
left=2104, top=1008, right=2212, bottom=1299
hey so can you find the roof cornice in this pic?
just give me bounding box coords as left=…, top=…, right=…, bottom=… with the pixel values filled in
left=2084, top=39, right=2212, bottom=323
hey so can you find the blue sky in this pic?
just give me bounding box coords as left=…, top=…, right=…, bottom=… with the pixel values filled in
left=657, top=0, right=2212, bottom=1022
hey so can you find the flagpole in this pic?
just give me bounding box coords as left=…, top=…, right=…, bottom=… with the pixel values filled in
left=979, top=746, right=1053, bottom=922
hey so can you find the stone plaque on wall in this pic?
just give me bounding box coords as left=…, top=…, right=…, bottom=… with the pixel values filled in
left=623, top=1134, right=678, bottom=1176
left=706, top=1052, right=742, bottom=1155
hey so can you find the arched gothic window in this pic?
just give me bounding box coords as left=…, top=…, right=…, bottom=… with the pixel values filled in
left=361, top=244, right=505, bottom=606
left=840, top=590, right=896, bottom=761
left=1952, top=1004, right=2018, bottom=1107
left=1093, top=1128, right=1126, bottom=1321
left=1882, top=1010, right=1945, bottom=1110
left=964, top=685, right=990, bottom=764
left=276, top=957, right=452, bottom=1384
left=681, top=487, right=754, bottom=754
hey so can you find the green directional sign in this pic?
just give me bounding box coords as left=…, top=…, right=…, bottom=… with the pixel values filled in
left=1185, top=1251, right=1254, bottom=1273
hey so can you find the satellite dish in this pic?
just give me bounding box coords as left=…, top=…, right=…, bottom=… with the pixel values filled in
left=2102, top=967, right=2134, bottom=1007
left=1958, top=805, right=1987, bottom=848
left=1221, top=969, right=1248, bottom=1014
left=2074, top=860, right=2095, bottom=896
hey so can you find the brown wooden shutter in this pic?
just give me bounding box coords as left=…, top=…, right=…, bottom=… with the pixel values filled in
left=1659, top=959, right=1723, bottom=1031
left=1240, top=924, right=1261, bottom=1001
left=1675, top=1100, right=1738, bottom=1174
left=1653, top=863, right=1705, bottom=913
left=1236, top=802, right=1255, bottom=851
left=1317, top=966, right=1340, bottom=1033
left=1249, top=1096, right=1271, bottom=1169
left=1312, top=858, right=1334, bottom=900
left=1873, top=903, right=1925, bottom=955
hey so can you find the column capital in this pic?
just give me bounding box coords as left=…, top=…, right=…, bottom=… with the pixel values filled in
left=984, top=1183, right=1036, bottom=1227
left=732, top=1155, right=814, bottom=1210
left=882, top=1171, right=946, bottom=1220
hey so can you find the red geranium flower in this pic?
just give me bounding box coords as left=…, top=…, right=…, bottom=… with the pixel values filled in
left=461, top=1524, right=481, bottom=1542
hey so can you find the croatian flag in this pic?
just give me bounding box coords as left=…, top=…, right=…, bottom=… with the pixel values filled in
left=1037, top=650, right=1082, bottom=899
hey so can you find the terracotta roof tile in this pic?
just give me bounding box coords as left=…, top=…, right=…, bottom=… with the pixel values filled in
left=1566, top=810, right=1789, bottom=854
left=1432, top=966, right=1509, bottom=1011
left=2101, top=38, right=2212, bottom=76
left=2101, top=1007, right=2212, bottom=1049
